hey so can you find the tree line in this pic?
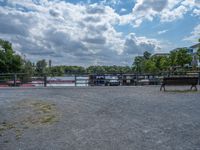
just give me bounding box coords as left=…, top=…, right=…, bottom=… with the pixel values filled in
left=0, top=38, right=200, bottom=76
left=0, top=39, right=133, bottom=76
left=132, top=48, right=199, bottom=74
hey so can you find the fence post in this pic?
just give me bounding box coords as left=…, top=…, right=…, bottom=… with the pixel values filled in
left=44, top=75, right=47, bottom=87
left=199, top=72, right=200, bottom=85
left=13, top=74, right=17, bottom=87
left=75, top=75, right=77, bottom=87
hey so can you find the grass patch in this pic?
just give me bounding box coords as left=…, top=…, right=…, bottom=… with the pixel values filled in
left=0, top=100, right=60, bottom=141
left=31, top=102, right=55, bottom=113
left=0, top=122, right=15, bottom=133
left=0, top=121, right=17, bottom=141
left=19, top=101, right=59, bottom=126
left=15, top=129, right=22, bottom=140
left=40, top=115, right=57, bottom=124
left=22, top=114, right=57, bottom=125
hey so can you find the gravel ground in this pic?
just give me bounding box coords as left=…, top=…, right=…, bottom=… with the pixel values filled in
left=0, top=86, right=200, bottom=150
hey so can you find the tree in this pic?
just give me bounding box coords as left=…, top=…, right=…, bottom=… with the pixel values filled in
left=22, top=60, right=35, bottom=75
left=21, top=60, right=35, bottom=82
left=132, top=56, right=145, bottom=73
left=143, top=51, right=151, bottom=60
left=152, top=56, right=170, bottom=71
left=143, top=59, right=157, bottom=73
left=197, top=39, right=200, bottom=61
left=169, top=50, right=177, bottom=68
left=36, top=59, right=47, bottom=75
left=176, top=48, right=192, bottom=67
left=169, top=48, right=192, bottom=68
left=50, top=66, right=64, bottom=76
left=0, top=39, right=23, bottom=73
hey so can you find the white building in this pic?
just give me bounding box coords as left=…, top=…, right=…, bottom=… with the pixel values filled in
left=189, top=43, right=200, bottom=67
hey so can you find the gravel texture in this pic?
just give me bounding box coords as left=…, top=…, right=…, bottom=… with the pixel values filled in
left=0, top=86, right=200, bottom=150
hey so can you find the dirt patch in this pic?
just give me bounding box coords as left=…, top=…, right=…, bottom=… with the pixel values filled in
left=17, top=100, right=59, bottom=126
left=0, top=100, right=60, bottom=141
left=0, top=122, right=15, bottom=133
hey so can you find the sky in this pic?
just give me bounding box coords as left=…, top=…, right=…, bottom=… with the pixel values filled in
left=0, top=0, right=199, bottom=66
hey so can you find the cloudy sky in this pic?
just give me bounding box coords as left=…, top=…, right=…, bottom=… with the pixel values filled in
left=0, top=0, right=199, bottom=66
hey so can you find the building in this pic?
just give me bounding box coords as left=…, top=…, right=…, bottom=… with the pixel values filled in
left=152, top=43, right=200, bottom=67
left=169, top=44, right=200, bottom=67
left=189, top=43, right=200, bottom=67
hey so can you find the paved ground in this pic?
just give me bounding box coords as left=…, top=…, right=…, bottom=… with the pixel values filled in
left=0, top=86, right=200, bottom=150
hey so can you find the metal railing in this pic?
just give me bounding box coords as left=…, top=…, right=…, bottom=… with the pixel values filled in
left=0, top=72, right=199, bottom=87
left=0, top=73, right=47, bottom=87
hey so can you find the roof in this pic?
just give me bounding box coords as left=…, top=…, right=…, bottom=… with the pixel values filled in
left=171, top=47, right=188, bottom=52
left=190, top=43, right=200, bottom=49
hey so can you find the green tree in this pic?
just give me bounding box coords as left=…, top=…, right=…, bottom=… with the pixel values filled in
left=21, top=60, right=35, bottom=82
left=132, top=56, right=145, bottom=73
left=143, top=51, right=151, bottom=60
left=50, top=66, right=64, bottom=76
left=36, top=59, right=47, bottom=75
left=197, top=39, right=200, bottom=61
left=0, top=39, right=23, bottom=73
left=169, top=50, right=177, bottom=68
left=176, top=48, right=192, bottom=67
left=152, top=56, right=170, bottom=71
left=143, top=59, right=157, bottom=73
left=22, top=60, right=35, bottom=75
left=169, top=48, right=192, bottom=69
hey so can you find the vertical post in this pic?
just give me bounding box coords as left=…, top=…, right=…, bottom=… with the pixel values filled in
left=104, top=74, right=106, bottom=86
left=136, top=73, right=138, bottom=86
left=75, top=75, right=77, bottom=87
left=198, top=72, right=200, bottom=85
left=14, top=74, right=17, bottom=87
left=44, top=75, right=47, bottom=87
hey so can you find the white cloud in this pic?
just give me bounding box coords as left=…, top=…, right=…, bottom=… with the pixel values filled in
left=183, top=24, right=200, bottom=43
left=193, top=8, right=200, bottom=16
left=158, top=30, right=168, bottom=35
left=120, top=0, right=166, bottom=26
left=120, top=8, right=126, bottom=12
left=181, top=0, right=200, bottom=8
left=160, top=5, right=188, bottom=22
left=0, top=0, right=160, bottom=66
left=120, top=0, right=200, bottom=27
left=101, top=0, right=121, bottom=6
left=124, top=33, right=161, bottom=55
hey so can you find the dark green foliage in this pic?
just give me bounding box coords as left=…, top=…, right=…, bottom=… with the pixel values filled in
left=133, top=51, right=155, bottom=73
left=197, top=39, right=200, bottom=61
left=143, top=51, right=151, bottom=60
left=86, top=65, right=132, bottom=74
left=0, top=39, right=23, bottom=73
left=170, top=48, right=192, bottom=67
left=22, top=60, right=35, bottom=75
left=36, top=59, right=47, bottom=75
left=132, top=56, right=145, bottom=73
left=64, top=66, right=86, bottom=75
left=132, top=49, right=192, bottom=74
left=48, top=65, right=133, bottom=76
left=49, top=66, right=64, bottom=76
